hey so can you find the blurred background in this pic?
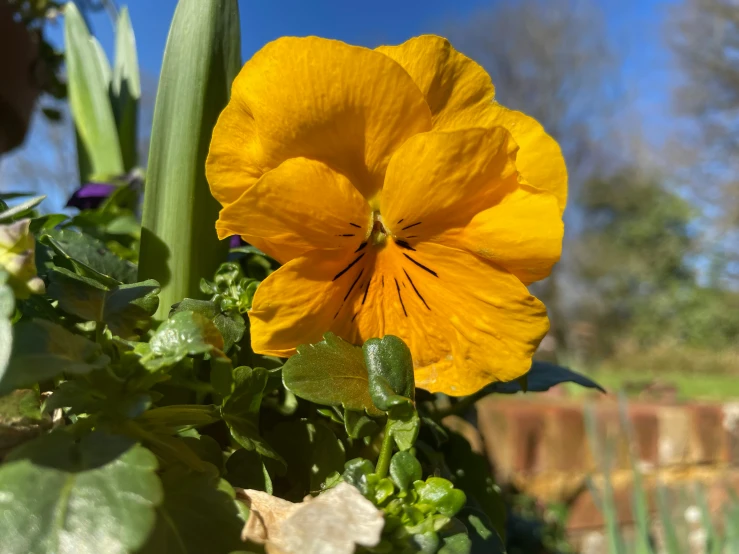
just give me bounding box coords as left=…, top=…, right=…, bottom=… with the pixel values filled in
left=3, top=0, right=739, bottom=551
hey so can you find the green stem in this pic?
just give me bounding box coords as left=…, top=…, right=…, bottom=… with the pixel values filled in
left=375, top=418, right=394, bottom=478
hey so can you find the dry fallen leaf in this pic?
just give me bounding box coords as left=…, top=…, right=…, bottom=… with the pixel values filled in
left=238, top=482, right=384, bottom=554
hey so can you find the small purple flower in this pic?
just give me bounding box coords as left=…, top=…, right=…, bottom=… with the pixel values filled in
left=66, top=182, right=117, bottom=210
left=230, top=236, right=245, bottom=248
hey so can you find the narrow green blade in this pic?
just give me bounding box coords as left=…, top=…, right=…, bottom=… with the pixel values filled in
left=655, top=485, right=680, bottom=554
left=138, top=0, right=241, bottom=319
left=111, top=6, right=141, bottom=172
left=64, top=2, right=124, bottom=182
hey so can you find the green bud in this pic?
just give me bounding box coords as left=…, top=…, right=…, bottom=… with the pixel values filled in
left=0, top=219, right=44, bottom=299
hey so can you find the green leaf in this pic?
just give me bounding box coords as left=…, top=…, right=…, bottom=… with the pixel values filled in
left=180, top=434, right=224, bottom=473
left=111, top=6, right=141, bottom=171
left=117, top=420, right=211, bottom=472
left=282, top=332, right=383, bottom=417
left=64, top=2, right=124, bottom=182
left=267, top=420, right=346, bottom=497
left=363, top=335, right=415, bottom=411
left=29, top=213, right=68, bottom=234
left=438, top=533, right=472, bottom=554
left=139, top=468, right=245, bottom=554
left=136, top=404, right=221, bottom=433
left=42, top=228, right=137, bottom=285
left=442, top=431, right=506, bottom=544
left=138, top=0, right=240, bottom=319
left=135, top=311, right=224, bottom=371
left=48, top=267, right=160, bottom=338
left=389, top=450, right=422, bottom=492
left=489, top=360, right=605, bottom=394
left=0, top=319, right=110, bottom=395
left=221, top=366, right=281, bottom=462
left=0, top=274, right=14, bottom=383
left=171, top=298, right=245, bottom=353
left=415, top=478, right=467, bottom=518
left=387, top=403, right=420, bottom=451
left=0, top=195, right=46, bottom=223
left=344, top=408, right=380, bottom=439
left=225, top=448, right=273, bottom=494
left=0, top=389, right=50, bottom=457
left=0, top=431, right=161, bottom=554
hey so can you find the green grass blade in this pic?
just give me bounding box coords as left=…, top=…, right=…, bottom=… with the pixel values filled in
left=618, top=393, right=653, bottom=554
left=64, top=2, right=123, bottom=183
left=138, top=0, right=241, bottom=319
left=112, top=6, right=141, bottom=172
left=655, top=484, right=680, bottom=554
left=696, top=484, right=722, bottom=554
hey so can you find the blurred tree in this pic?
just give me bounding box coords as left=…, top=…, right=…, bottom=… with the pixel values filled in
left=446, top=0, right=620, bottom=358
left=669, top=0, right=739, bottom=285
left=575, top=169, right=739, bottom=359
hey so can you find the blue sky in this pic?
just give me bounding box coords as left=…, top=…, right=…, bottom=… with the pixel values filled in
left=52, top=0, right=679, bottom=149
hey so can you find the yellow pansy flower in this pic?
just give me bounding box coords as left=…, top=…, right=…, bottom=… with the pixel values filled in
left=206, top=35, right=566, bottom=396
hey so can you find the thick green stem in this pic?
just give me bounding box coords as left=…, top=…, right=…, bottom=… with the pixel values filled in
left=375, top=418, right=394, bottom=478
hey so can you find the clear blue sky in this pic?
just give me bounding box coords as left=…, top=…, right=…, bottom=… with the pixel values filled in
left=48, top=0, right=678, bottom=149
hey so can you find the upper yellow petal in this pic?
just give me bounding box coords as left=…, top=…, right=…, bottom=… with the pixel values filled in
left=378, top=35, right=567, bottom=213
left=216, top=157, right=371, bottom=263
left=380, top=127, right=518, bottom=241
left=376, top=35, right=495, bottom=132
left=208, top=36, right=433, bottom=208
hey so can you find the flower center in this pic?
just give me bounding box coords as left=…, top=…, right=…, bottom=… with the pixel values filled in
left=370, top=211, right=388, bottom=247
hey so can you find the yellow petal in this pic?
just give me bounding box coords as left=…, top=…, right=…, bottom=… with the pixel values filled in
left=209, top=36, right=432, bottom=207
left=249, top=248, right=371, bottom=357
left=216, top=158, right=371, bottom=263
left=335, top=242, right=549, bottom=396
left=378, top=36, right=567, bottom=212
left=376, top=35, right=495, bottom=132
left=380, top=127, right=518, bottom=241
left=433, top=184, right=563, bottom=284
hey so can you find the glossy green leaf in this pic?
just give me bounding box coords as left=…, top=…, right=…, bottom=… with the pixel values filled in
left=282, top=332, right=383, bottom=416
left=389, top=450, right=422, bottom=492
left=42, top=228, right=137, bottom=285
left=138, top=0, right=240, bottom=319
left=111, top=6, right=141, bottom=171
left=0, top=431, right=161, bottom=554
left=0, top=319, right=110, bottom=395
left=48, top=267, right=159, bottom=338
left=221, top=366, right=281, bottom=462
left=64, top=2, right=124, bottom=182
left=139, top=468, right=245, bottom=554
left=134, top=311, right=224, bottom=371
left=363, top=335, right=415, bottom=411
left=415, top=478, right=467, bottom=518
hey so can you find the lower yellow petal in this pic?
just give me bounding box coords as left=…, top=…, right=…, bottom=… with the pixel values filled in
left=337, top=242, right=549, bottom=396
left=433, top=185, right=563, bottom=284
left=249, top=248, right=371, bottom=356
left=216, top=158, right=371, bottom=263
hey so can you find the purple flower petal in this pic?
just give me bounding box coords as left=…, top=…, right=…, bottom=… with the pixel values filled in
left=66, top=183, right=117, bottom=210
left=230, top=235, right=244, bottom=248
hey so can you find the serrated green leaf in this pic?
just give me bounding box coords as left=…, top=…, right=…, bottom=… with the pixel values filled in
left=171, top=298, right=245, bottom=353
left=138, top=0, right=240, bottom=319
left=282, top=332, right=382, bottom=417
left=111, top=6, right=141, bottom=171
left=0, top=431, right=161, bottom=554
left=135, top=311, right=224, bottom=371
left=221, top=366, right=282, bottom=462
left=0, top=319, right=110, bottom=395
left=48, top=267, right=159, bottom=338
left=64, top=3, right=124, bottom=182
left=139, top=468, right=245, bottom=554
left=42, top=228, right=137, bottom=285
